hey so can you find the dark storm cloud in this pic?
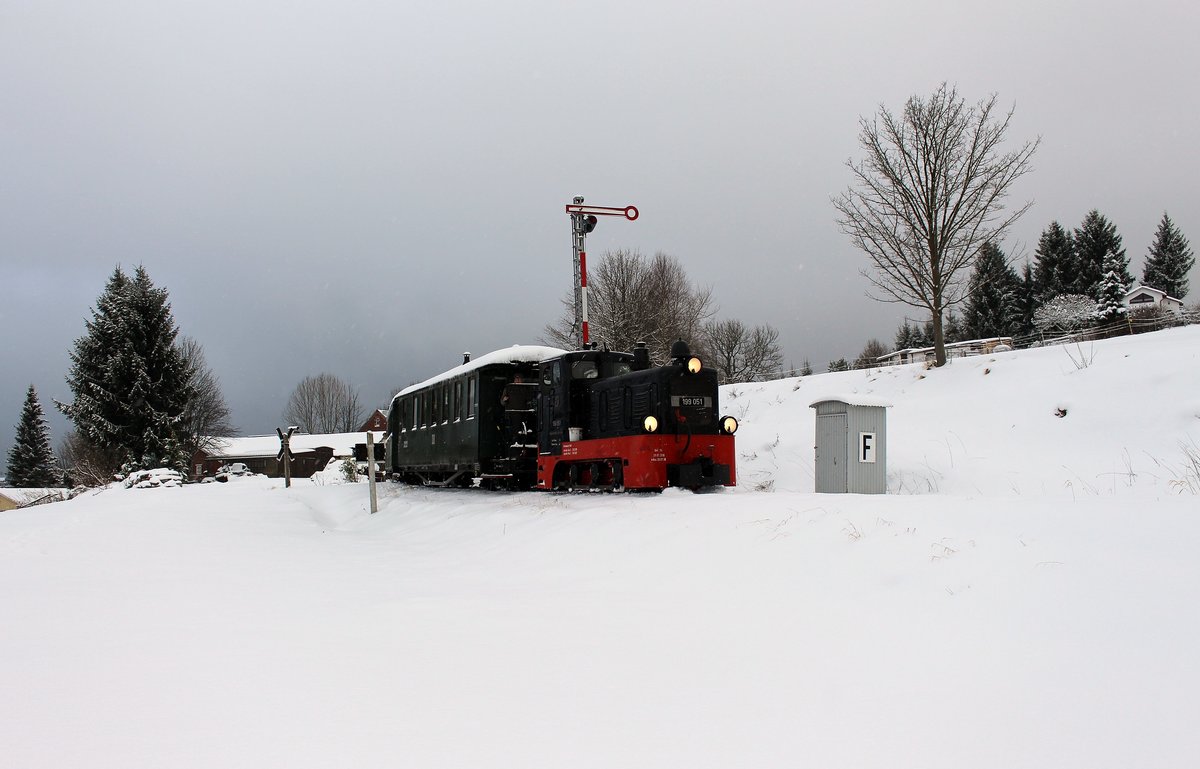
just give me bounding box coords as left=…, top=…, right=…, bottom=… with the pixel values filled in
left=3, top=0, right=1198, bottom=460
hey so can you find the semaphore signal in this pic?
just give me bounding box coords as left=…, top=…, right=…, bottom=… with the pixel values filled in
left=565, top=197, right=638, bottom=349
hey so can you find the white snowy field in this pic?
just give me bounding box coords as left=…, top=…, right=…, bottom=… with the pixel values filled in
left=2, top=327, right=1199, bottom=769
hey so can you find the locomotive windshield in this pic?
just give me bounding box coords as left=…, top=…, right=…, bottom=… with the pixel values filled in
left=571, top=360, right=600, bottom=379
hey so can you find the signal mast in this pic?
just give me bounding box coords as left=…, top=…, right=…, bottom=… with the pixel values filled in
left=564, top=197, right=638, bottom=349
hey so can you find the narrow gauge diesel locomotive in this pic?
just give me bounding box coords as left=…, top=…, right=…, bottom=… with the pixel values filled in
left=386, top=341, right=738, bottom=491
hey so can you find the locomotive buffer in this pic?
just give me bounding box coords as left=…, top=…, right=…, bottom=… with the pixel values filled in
left=565, top=197, right=638, bottom=350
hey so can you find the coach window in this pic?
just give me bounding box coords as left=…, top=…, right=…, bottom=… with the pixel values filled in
left=421, top=393, right=429, bottom=428
left=442, top=385, right=450, bottom=423
left=467, top=377, right=477, bottom=419
left=454, top=380, right=463, bottom=421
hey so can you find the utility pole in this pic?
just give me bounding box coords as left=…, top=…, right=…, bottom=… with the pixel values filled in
left=565, top=197, right=638, bottom=349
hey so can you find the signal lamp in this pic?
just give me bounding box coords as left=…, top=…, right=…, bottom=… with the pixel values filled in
left=686, top=357, right=703, bottom=374
left=584, top=215, right=598, bottom=233
left=643, top=415, right=659, bottom=433
left=720, top=415, right=739, bottom=435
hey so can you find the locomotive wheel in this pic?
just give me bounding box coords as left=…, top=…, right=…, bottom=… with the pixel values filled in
left=608, top=460, right=623, bottom=491
left=589, top=462, right=604, bottom=488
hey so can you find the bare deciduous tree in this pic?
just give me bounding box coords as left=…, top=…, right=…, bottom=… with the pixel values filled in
left=177, top=336, right=236, bottom=455
left=544, top=250, right=715, bottom=362
left=57, top=429, right=124, bottom=487
left=834, top=83, right=1038, bottom=366
left=701, top=319, right=784, bottom=383
left=283, top=373, right=366, bottom=434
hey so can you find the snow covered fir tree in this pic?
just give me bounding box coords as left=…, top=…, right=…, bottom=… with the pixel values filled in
left=1072, top=210, right=1131, bottom=299
left=5, top=385, right=60, bottom=488
left=1033, top=221, right=1077, bottom=303
left=1094, top=250, right=1131, bottom=323
left=56, top=266, right=195, bottom=477
left=1142, top=212, right=1194, bottom=300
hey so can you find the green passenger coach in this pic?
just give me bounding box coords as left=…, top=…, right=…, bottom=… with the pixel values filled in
left=387, top=346, right=562, bottom=488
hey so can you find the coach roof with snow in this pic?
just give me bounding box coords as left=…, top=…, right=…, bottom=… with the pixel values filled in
left=395, top=345, right=566, bottom=399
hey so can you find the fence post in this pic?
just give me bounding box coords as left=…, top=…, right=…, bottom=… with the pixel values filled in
left=366, top=432, right=378, bottom=514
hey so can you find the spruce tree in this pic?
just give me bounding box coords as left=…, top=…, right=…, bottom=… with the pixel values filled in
left=963, top=242, right=1021, bottom=339
left=6, top=385, right=59, bottom=488
left=921, top=319, right=936, bottom=347
left=827, top=358, right=850, bottom=372
left=1095, top=250, right=1130, bottom=323
left=1016, top=262, right=1038, bottom=337
left=894, top=320, right=931, bottom=350
left=120, top=266, right=192, bottom=469
left=943, top=311, right=964, bottom=343
left=59, top=267, right=130, bottom=453
left=1073, top=210, right=1131, bottom=299
left=58, top=266, right=193, bottom=474
left=1033, top=221, right=1076, bottom=302
left=1142, top=212, right=1194, bottom=299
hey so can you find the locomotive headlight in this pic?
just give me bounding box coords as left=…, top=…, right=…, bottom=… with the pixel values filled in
left=720, top=415, right=739, bottom=435
left=686, top=356, right=703, bottom=374
left=643, top=415, right=659, bottom=433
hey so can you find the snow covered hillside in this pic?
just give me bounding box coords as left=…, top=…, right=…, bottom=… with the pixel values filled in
left=2, top=327, right=1198, bottom=769
left=735, top=325, right=1200, bottom=498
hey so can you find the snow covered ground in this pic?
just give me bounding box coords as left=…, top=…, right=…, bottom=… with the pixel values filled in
left=2, top=327, right=1198, bottom=768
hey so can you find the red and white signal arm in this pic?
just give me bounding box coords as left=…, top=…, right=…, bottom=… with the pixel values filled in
left=565, top=203, right=639, bottom=221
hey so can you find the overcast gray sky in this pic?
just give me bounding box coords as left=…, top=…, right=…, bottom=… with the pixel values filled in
left=3, top=0, right=1199, bottom=460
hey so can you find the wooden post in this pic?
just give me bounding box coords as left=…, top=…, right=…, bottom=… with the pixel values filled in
left=367, top=432, right=378, bottom=514
left=277, top=427, right=295, bottom=488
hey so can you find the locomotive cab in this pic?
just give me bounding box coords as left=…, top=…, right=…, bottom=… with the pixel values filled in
left=535, top=342, right=736, bottom=491
left=536, top=350, right=634, bottom=455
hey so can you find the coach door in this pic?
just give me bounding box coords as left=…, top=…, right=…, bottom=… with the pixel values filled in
left=539, top=360, right=566, bottom=455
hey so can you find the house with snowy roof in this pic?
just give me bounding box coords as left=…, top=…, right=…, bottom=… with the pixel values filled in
left=0, top=488, right=69, bottom=511
left=1123, top=285, right=1185, bottom=316
left=190, top=431, right=383, bottom=481
left=359, top=409, right=388, bottom=432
